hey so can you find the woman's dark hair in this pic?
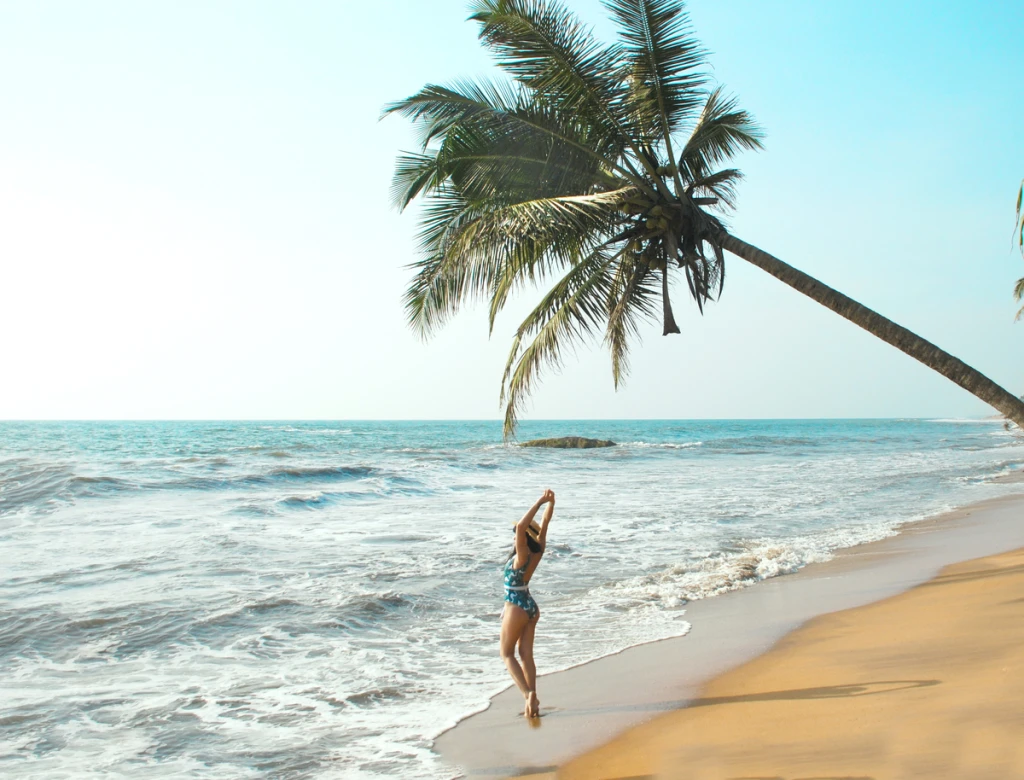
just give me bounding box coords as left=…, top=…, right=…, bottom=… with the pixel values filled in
left=506, top=534, right=543, bottom=562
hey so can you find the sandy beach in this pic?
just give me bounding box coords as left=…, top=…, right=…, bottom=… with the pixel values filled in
left=437, top=493, right=1024, bottom=779
left=557, top=546, right=1024, bottom=779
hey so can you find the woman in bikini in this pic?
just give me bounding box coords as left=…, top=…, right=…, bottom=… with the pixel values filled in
left=501, top=489, right=555, bottom=719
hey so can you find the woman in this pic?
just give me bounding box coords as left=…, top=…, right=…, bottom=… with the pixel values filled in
left=501, top=488, right=554, bottom=719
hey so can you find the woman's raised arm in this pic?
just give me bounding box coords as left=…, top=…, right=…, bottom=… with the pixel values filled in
left=537, top=489, right=555, bottom=552
left=514, top=493, right=548, bottom=567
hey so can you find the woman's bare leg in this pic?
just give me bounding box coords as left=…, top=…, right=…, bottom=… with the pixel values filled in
left=518, top=609, right=540, bottom=717
left=500, top=604, right=534, bottom=714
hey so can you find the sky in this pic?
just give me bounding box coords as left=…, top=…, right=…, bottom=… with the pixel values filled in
left=1, top=0, right=1022, bottom=421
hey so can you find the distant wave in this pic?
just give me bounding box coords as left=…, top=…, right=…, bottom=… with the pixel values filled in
left=623, top=436, right=833, bottom=452
left=345, top=686, right=409, bottom=705
left=927, top=418, right=1005, bottom=424
left=343, top=592, right=413, bottom=619
left=260, top=426, right=353, bottom=435
left=278, top=491, right=382, bottom=509
left=276, top=481, right=433, bottom=510
left=157, top=465, right=386, bottom=492
left=0, top=462, right=75, bottom=514
left=280, top=492, right=338, bottom=508
left=266, top=465, right=375, bottom=480
left=0, top=462, right=133, bottom=515
left=625, top=441, right=704, bottom=449
left=0, top=459, right=401, bottom=514
left=361, top=533, right=434, bottom=545
left=713, top=435, right=821, bottom=449
left=228, top=446, right=293, bottom=457
left=68, top=476, right=135, bottom=495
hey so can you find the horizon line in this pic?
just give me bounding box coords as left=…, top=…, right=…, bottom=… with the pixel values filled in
left=0, top=416, right=999, bottom=423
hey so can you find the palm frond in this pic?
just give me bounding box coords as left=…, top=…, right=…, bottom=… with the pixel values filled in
left=472, top=0, right=627, bottom=130
left=383, top=78, right=522, bottom=148
left=395, top=80, right=637, bottom=338
left=452, top=188, right=630, bottom=256
left=437, top=115, right=620, bottom=203
left=687, top=168, right=743, bottom=209
left=391, top=152, right=445, bottom=211
left=679, top=87, right=764, bottom=182
left=479, top=188, right=636, bottom=330
left=501, top=249, right=616, bottom=435
left=384, top=78, right=638, bottom=184
left=471, top=0, right=665, bottom=188
left=404, top=191, right=492, bottom=335
left=390, top=133, right=610, bottom=212
left=606, top=0, right=707, bottom=140
left=407, top=187, right=631, bottom=336
left=605, top=250, right=660, bottom=386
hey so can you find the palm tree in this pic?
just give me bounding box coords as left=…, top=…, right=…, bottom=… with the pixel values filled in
left=385, top=0, right=1024, bottom=435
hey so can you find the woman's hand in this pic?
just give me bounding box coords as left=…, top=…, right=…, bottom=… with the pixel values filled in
left=541, top=488, right=555, bottom=504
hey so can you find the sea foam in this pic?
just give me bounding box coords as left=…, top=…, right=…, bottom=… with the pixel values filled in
left=1, top=419, right=1022, bottom=778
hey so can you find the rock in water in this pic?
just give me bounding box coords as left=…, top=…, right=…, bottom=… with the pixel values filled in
left=520, top=436, right=616, bottom=449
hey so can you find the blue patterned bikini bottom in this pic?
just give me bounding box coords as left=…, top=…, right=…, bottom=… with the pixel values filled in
left=503, top=554, right=538, bottom=619
left=504, top=586, right=538, bottom=619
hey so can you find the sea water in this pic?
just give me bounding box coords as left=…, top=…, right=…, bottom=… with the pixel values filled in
left=1, top=419, right=1022, bottom=778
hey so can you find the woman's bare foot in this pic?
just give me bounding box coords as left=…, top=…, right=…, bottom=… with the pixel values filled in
left=527, top=691, right=540, bottom=718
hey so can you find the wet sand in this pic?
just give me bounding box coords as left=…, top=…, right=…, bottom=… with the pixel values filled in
left=435, top=493, right=1024, bottom=778
left=557, top=545, right=1024, bottom=778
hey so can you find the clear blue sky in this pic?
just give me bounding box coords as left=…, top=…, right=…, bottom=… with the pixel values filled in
left=1, top=1, right=1021, bottom=420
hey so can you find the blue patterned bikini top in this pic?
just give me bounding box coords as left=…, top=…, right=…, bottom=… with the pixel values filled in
left=503, top=554, right=531, bottom=591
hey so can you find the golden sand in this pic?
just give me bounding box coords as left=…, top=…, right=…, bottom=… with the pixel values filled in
left=547, top=547, right=1024, bottom=779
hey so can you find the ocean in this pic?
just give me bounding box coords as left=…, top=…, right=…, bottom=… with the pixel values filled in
left=1, top=419, right=1022, bottom=778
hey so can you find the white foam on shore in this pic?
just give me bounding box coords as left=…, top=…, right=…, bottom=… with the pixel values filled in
left=3, top=420, right=1024, bottom=779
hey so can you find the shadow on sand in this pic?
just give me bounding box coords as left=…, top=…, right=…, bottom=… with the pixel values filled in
left=541, top=679, right=940, bottom=720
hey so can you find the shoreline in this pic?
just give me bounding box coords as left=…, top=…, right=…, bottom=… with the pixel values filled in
left=434, top=487, right=1024, bottom=778
left=556, top=544, right=1024, bottom=778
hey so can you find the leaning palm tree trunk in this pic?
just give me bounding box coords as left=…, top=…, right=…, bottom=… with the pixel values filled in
left=718, top=232, right=1024, bottom=427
